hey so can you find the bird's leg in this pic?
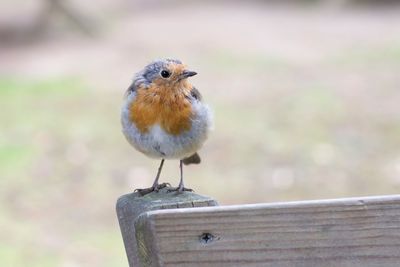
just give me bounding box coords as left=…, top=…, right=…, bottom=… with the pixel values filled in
left=168, top=160, right=193, bottom=193
left=151, top=159, right=166, bottom=189
left=177, top=160, right=194, bottom=192
left=135, top=159, right=169, bottom=196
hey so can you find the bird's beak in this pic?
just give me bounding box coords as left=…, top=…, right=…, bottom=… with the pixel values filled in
left=180, top=70, right=197, bottom=79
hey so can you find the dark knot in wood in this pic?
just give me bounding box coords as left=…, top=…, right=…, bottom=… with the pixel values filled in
left=199, top=233, right=215, bottom=244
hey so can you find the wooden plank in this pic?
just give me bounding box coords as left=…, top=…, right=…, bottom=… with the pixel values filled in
left=116, top=187, right=218, bottom=267
left=135, top=195, right=400, bottom=267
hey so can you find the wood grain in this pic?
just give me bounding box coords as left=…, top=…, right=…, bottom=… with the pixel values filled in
left=116, top=187, right=218, bottom=267
left=135, top=195, right=400, bottom=267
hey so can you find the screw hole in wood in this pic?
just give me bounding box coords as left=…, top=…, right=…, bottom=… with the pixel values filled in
left=199, top=232, right=215, bottom=244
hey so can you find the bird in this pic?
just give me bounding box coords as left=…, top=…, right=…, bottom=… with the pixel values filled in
left=121, top=59, right=212, bottom=195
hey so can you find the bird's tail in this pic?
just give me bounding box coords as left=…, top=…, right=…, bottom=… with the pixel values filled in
left=182, top=152, right=201, bottom=165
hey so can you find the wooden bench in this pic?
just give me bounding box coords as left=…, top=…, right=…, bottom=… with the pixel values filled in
left=116, top=190, right=400, bottom=267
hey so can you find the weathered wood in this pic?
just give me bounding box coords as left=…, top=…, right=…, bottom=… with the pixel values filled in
left=116, top=187, right=218, bottom=267
left=135, top=195, right=400, bottom=267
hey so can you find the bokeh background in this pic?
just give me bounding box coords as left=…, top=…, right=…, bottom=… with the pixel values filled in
left=1, top=0, right=400, bottom=266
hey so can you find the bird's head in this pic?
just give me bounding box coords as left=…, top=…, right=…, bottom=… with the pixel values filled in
left=137, top=59, right=197, bottom=89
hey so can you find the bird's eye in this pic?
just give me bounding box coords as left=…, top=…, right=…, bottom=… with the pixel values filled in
left=160, top=70, right=171, bottom=78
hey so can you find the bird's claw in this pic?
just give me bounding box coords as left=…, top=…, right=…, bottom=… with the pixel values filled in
left=167, top=186, right=194, bottom=194
left=134, top=182, right=171, bottom=196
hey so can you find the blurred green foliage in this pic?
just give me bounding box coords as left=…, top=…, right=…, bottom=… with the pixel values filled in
left=0, top=78, right=128, bottom=266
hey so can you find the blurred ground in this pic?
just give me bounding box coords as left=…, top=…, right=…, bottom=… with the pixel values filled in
left=1, top=1, right=400, bottom=266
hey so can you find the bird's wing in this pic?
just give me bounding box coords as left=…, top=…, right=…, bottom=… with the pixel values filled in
left=124, top=82, right=137, bottom=98
left=189, top=87, right=202, bottom=101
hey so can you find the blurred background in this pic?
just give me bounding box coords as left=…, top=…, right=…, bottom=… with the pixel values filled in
left=1, top=0, right=400, bottom=266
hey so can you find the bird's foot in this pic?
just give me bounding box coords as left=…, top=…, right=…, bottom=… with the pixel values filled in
left=134, top=182, right=170, bottom=196
left=167, top=186, right=194, bottom=194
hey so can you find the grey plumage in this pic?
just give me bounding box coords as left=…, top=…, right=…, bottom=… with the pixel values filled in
left=126, top=59, right=184, bottom=94
left=141, top=59, right=183, bottom=86
left=189, top=87, right=202, bottom=101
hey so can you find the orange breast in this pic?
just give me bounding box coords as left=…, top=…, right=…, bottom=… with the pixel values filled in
left=129, top=85, right=192, bottom=135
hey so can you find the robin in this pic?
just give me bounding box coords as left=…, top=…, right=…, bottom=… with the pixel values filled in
left=121, top=59, right=212, bottom=195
